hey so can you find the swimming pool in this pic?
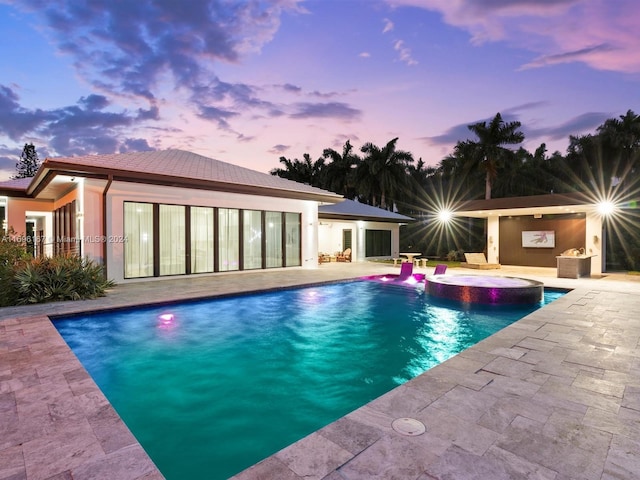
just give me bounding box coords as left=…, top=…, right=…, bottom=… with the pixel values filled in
left=54, top=280, right=564, bottom=479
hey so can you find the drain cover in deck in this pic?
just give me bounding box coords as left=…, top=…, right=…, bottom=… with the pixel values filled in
left=391, top=418, right=426, bottom=436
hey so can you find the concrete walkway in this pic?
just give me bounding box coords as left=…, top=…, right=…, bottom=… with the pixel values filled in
left=1, top=263, right=639, bottom=479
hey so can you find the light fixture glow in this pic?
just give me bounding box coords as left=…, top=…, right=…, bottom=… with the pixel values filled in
left=158, top=313, right=175, bottom=329
left=437, top=209, right=453, bottom=223
left=597, top=201, right=616, bottom=216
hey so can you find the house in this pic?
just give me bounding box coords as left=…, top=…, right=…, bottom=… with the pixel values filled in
left=0, top=150, right=410, bottom=283
left=317, top=199, right=413, bottom=262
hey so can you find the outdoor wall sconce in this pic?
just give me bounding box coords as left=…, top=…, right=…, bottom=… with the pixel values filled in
left=593, top=235, right=599, bottom=245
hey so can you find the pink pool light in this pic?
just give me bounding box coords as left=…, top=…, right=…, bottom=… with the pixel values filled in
left=361, top=273, right=426, bottom=285
left=158, top=313, right=176, bottom=329
left=404, top=275, right=419, bottom=285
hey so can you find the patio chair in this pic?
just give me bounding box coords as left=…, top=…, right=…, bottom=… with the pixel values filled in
left=336, top=248, right=351, bottom=262
left=461, top=253, right=500, bottom=269
left=397, top=261, right=413, bottom=280
left=434, top=264, right=447, bottom=275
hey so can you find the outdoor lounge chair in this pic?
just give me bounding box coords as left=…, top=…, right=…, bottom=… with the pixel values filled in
left=434, top=264, right=447, bottom=275
left=397, top=261, right=414, bottom=280
left=336, top=248, right=351, bottom=262
left=461, top=253, right=500, bottom=269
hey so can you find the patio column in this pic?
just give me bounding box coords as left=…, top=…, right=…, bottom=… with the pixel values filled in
left=487, top=215, right=500, bottom=264
left=585, top=211, right=603, bottom=275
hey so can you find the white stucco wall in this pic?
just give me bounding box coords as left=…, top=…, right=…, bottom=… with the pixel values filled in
left=317, top=219, right=401, bottom=262
left=103, top=181, right=319, bottom=282
left=81, top=179, right=108, bottom=263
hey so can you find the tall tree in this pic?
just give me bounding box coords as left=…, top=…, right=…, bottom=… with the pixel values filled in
left=404, top=158, right=436, bottom=214
left=13, top=143, right=40, bottom=179
left=437, top=140, right=484, bottom=200
left=597, top=109, right=640, bottom=183
left=358, top=137, right=413, bottom=209
left=467, top=113, right=525, bottom=199
left=270, top=153, right=325, bottom=187
left=322, top=140, right=359, bottom=198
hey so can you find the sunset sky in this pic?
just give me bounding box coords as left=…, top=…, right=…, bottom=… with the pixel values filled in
left=0, top=0, right=638, bottom=180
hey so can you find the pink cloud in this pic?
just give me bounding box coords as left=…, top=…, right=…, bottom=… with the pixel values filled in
left=386, top=0, right=640, bottom=73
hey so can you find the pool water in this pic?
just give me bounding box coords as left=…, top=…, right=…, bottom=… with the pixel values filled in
left=54, top=281, right=564, bottom=479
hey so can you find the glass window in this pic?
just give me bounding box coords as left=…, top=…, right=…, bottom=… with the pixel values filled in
left=191, top=207, right=214, bottom=273
left=265, top=211, right=283, bottom=268
left=124, top=202, right=154, bottom=278
left=365, top=229, right=391, bottom=257
left=243, top=210, right=263, bottom=270
left=159, top=204, right=186, bottom=276
left=0, top=197, right=6, bottom=233
left=219, top=208, right=239, bottom=271
left=285, top=212, right=301, bottom=267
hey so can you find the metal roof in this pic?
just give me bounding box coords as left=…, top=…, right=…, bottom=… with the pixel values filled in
left=24, top=149, right=342, bottom=203
left=0, top=178, right=32, bottom=197
left=319, top=198, right=413, bottom=223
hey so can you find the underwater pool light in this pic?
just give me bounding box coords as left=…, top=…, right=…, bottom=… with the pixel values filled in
left=158, top=313, right=175, bottom=329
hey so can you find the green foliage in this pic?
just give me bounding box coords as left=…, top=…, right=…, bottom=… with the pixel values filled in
left=1, top=228, right=114, bottom=306
left=0, top=228, right=30, bottom=307
left=446, top=249, right=466, bottom=262
left=13, top=143, right=40, bottom=179
left=12, top=255, right=115, bottom=305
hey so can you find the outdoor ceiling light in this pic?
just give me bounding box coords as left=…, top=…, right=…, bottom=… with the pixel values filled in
left=437, top=209, right=453, bottom=223
left=596, top=200, right=616, bottom=216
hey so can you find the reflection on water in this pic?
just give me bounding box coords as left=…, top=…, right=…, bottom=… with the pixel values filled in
left=54, top=281, right=563, bottom=480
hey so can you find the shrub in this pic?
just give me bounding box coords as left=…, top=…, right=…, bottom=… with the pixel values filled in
left=446, top=249, right=465, bottom=262
left=13, top=255, right=115, bottom=305
left=0, top=228, right=30, bottom=307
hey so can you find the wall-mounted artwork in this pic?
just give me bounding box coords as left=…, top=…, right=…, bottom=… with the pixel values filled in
left=522, top=230, right=555, bottom=248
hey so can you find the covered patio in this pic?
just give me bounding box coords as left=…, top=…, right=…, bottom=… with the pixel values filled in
left=452, top=192, right=609, bottom=276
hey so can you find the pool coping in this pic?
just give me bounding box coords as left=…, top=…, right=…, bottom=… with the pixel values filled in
left=2, top=263, right=640, bottom=479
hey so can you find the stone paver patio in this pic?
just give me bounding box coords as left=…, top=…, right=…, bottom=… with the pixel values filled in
left=1, top=263, right=639, bottom=479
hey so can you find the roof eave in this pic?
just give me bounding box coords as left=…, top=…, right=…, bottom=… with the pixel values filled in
left=31, top=161, right=343, bottom=203
left=319, top=213, right=414, bottom=223
left=0, top=188, right=30, bottom=198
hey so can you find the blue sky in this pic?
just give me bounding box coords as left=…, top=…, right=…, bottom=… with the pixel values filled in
left=0, top=0, right=638, bottom=180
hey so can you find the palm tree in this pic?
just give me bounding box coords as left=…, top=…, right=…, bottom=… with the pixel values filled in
left=270, top=153, right=325, bottom=187
left=467, top=113, right=525, bottom=199
left=406, top=158, right=432, bottom=199
left=597, top=109, right=640, bottom=184
left=358, top=137, right=413, bottom=209
left=322, top=140, right=359, bottom=198
left=438, top=140, right=484, bottom=200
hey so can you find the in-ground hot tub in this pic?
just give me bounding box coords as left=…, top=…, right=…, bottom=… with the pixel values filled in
left=425, top=275, right=544, bottom=305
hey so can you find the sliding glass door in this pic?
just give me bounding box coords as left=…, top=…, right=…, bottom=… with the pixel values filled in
left=219, top=208, right=239, bottom=271
left=243, top=210, right=262, bottom=270
left=265, top=211, right=283, bottom=268
left=191, top=206, right=214, bottom=273
left=124, top=202, right=154, bottom=278
left=123, top=202, right=301, bottom=277
left=159, top=205, right=186, bottom=275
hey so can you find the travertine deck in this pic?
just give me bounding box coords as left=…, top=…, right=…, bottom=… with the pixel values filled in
left=1, top=263, right=639, bottom=479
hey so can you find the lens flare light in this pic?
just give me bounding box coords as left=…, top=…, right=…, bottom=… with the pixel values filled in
left=597, top=200, right=616, bottom=216
left=437, top=209, right=453, bottom=223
